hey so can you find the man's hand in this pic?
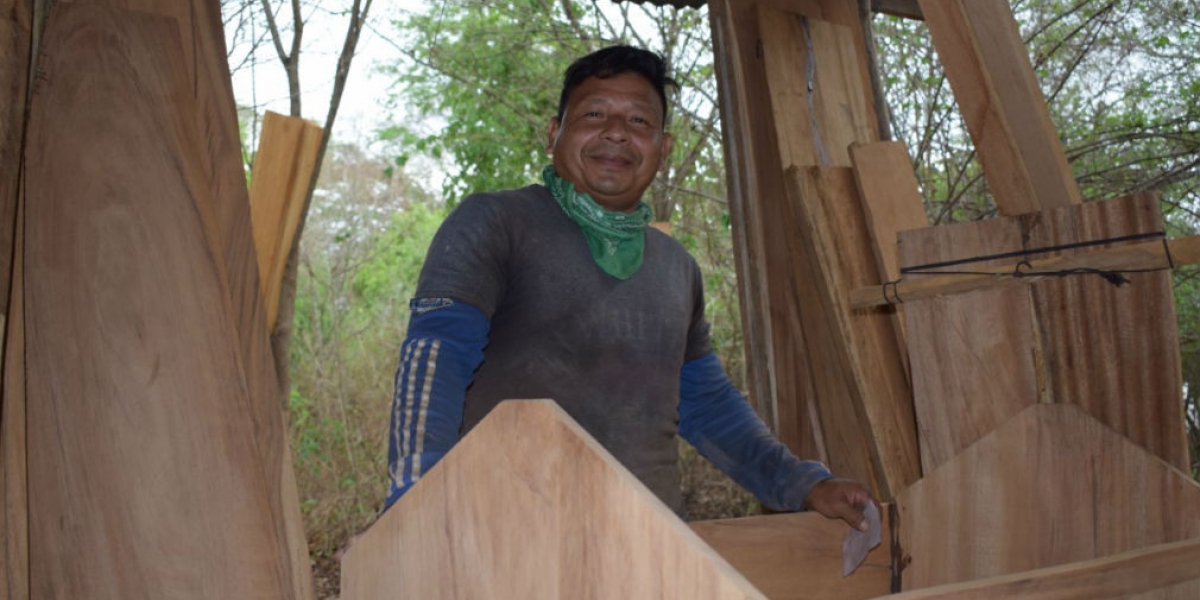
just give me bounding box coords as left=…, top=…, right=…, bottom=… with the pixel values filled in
left=803, top=478, right=877, bottom=531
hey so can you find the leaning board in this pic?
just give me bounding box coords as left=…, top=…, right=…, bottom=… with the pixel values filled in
left=342, top=400, right=766, bottom=600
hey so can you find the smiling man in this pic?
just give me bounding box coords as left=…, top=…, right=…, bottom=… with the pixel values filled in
left=385, top=45, right=874, bottom=528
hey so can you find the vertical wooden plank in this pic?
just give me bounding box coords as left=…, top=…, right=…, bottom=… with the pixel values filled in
left=1, top=201, right=27, bottom=600
left=24, top=5, right=292, bottom=597
left=896, top=404, right=1200, bottom=591
left=917, top=0, right=1082, bottom=215
left=1026, top=193, right=1188, bottom=471
left=898, top=218, right=1039, bottom=473
left=343, top=401, right=767, bottom=600
left=709, top=0, right=827, bottom=462
left=0, top=0, right=33, bottom=316
left=249, top=111, right=323, bottom=332
left=780, top=166, right=921, bottom=499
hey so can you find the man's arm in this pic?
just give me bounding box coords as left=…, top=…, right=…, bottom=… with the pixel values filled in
left=384, top=299, right=489, bottom=510
left=678, top=352, right=872, bottom=529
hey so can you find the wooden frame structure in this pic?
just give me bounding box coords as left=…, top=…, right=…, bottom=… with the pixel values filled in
left=1, top=0, right=1196, bottom=598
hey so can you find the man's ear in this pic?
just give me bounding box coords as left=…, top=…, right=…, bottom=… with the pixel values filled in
left=546, top=117, right=561, bottom=153
left=659, top=132, right=674, bottom=172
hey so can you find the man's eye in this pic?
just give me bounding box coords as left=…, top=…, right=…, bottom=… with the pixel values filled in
left=584, top=111, right=603, bottom=118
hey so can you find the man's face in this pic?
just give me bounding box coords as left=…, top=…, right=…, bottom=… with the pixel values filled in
left=546, top=72, right=673, bottom=213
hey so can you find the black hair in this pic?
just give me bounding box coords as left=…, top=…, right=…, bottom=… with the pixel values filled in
left=555, top=45, right=678, bottom=125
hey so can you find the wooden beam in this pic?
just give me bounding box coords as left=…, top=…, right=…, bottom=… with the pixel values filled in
left=851, top=235, right=1198, bottom=309
left=342, top=400, right=767, bottom=599
left=895, top=403, right=1200, bottom=590
left=917, top=0, right=1082, bottom=215
left=249, top=111, right=323, bottom=333
left=0, top=0, right=34, bottom=317
left=1, top=195, right=26, bottom=600
left=872, top=0, right=923, bottom=20
left=876, top=538, right=1200, bottom=600
left=691, top=509, right=892, bottom=600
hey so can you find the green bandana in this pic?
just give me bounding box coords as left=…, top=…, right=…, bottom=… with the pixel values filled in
left=542, top=165, right=653, bottom=280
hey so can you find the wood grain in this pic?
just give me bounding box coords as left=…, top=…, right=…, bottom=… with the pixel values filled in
left=708, top=0, right=827, bottom=462
left=342, top=400, right=767, bottom=600
left=1, top=199, right=27, bottom=600
left=691, top=509, right=892, bottom=600
left=899, top=194, right=1188, bottom=473
left=23, top=5, right=293, bottom=597
left=0, top=0, right=33, bottom=316
left=781, top=166, right=922, bottom=500
left=876, top=538, right=1199, bottom=600
left=895, top=403, right=1200, bottom=591
left=64, top=2, right=314, bottom=595
left=249, top=111, right=323, bottom=332
left=917, top=0, right=1081, bottom=215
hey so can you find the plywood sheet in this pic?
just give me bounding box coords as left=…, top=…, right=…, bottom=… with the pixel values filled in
left=342, top=400, right=767, bottom=600
left=917, top=0, right=1081, bottom=215
left=691, top=510, right=892, bottom=600
left=708, top=0, right=826, bottom=462
left=249, top=111, right=323, bottom=332
left=895, top=403, right=1200, bottom=590
left=23, top=5, right=293, bottom=597
left=899, top=194, right=1187, bottom=473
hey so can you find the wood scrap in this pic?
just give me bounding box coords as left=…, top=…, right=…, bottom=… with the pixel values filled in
left=342, top=400, right=767, bottom=600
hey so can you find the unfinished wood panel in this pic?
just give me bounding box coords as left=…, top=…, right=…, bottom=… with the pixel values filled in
left=691, top=510, right=892, bottom=600
left=849, top=141, right=929, bottom=284
left=23, top=5, right=292, bottom=597
left=898, top=217, right=1038, bottom=473
left=877, top=538, right=1199, bottom=600
left=758, top=6, right=875, bottom=167
left=918, top=0, right=1082, bottom=215
left=0, top=0, right=33, bottom=316
left=896, top=403, right=1200, bottom=591
left=1025, top=192, right=1188, bottom=471
left=709, top=0, right=826, bottom=462
left=899, top=194, right=1187, bottom=472
left=1, top=202, right=26, bottom=600
left=249, top=111, right=323, bottom=332
left=780, top=166, right=921, bottom=500
left=67, top=2, right=314, bottom=595
left=343, top=400, right=766, bottom=600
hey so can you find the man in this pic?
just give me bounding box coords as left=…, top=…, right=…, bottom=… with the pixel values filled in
left=386, top=45, right=873, bottom=530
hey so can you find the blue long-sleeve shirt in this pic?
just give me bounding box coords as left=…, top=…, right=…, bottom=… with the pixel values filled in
left=385, top=301, right=831, bottom=513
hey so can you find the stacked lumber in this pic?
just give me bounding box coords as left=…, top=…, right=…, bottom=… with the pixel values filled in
left=0, top=1, right=312, bottom=598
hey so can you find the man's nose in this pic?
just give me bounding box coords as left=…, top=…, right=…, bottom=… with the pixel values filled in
left=600, top=117, right=629, bottom=142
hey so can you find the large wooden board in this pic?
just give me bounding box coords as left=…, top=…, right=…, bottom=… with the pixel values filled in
left=895, top=403, right=1200, bottom=591
left=249, top=111, right=323, bottom=332
left=708, top=0, right=826, bottom=461
left=899, top=194, right=1188, bottom=472
left=64, top=2, right=313, bottom=595
left=343, top=400, right=767, bottom=600
left=917, top=0, right=1081, bottom=215
left=22, top=6, right=294, bottom=597
left=772, top=163, right=921, bottom=500
left=691, top=510, right=892, bottom=600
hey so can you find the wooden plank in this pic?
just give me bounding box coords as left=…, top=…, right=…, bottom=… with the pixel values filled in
left=1026, top=192, right=1188, bottom=471
left=342, top=400, right=767, bottom=600
left=876, top=538, right=1200, bottom=600
left=780, top=166, right=921, bottom=500
left=709, top=0, right=827, bottom=462
left=691, top=509, right=892, bottom=600
left=852, top=235, right=1199, bottom=309
left=0, top=0, right=33, bottom=316
left=917, top=0, right=1082, bottom=215
left=874, top=0, right=923, bottom=20
left=895, top=403, right=1200, bottom=591
left=1, top=200, right=27, bottom=600
left=898, top=194, right=1188, bottom=473
left=849, top=141, right=929, bottom=285
left=758, top=7, right=875, bottom=167
left=23, top=5, right=293, bottom=597
left=67, top=2, right=314, bottom=595
left=248, top=111, right=323, bottom=332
